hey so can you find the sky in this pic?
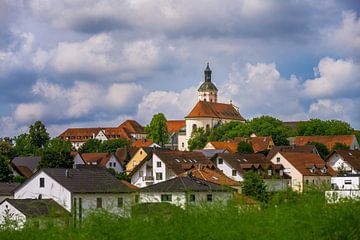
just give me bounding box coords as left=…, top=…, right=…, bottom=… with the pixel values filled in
left=0, top=0, right=360, bottom=137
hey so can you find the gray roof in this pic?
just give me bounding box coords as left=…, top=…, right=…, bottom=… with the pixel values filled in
left=0, top=182, right=20, bottom=196
left=40, top=166, right=134, bottom=193
left=2, top=199, right=68, bottom=217
left=140, top=176, right=232, bottom=192
left=12, top=156, right=41, bottom=172
left=194, top=149, right=228, bottom=158
left=198, top=81, right=218, bottom=92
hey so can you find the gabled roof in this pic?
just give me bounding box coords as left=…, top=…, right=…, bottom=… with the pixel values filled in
left=267, top=145, right=318, bottom=160
left=80, top=153, right=113, bottom=166
left=32, top=166, right=134, bottom=193
left=233, top=136, right=274, bottom=153
left=194, top=149, right=229, bottom=159
left=328, top=150, right=360, bottom=172
left=2, top=199, right=68, bottom=217
left=118, top=120, right=145, bottom=134
left=140, top=176, right=232, bottom=192
left=181, top=166, right=240, bottom=187
left=186, top=101, right=245, bottom=121
left=167, top=120, right=186, bottom=133
left=278, top=152, right=334, bottom=176
left=0, top=182, right=20, bottom=196
left=206, top=142, right=238, bottom=153
left=115, top=147, right=139, bottom=166
left=294, top=135, right=356, bottom=150
left=12, top=156, right=41, bottom=173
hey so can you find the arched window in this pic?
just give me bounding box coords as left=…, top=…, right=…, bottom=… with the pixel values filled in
left=206, top=124, right=210, bottom=132
left=192, top=124, right=197, bottom=132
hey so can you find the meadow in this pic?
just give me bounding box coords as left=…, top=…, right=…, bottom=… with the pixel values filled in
left=1, top=190, right=360, bottom=240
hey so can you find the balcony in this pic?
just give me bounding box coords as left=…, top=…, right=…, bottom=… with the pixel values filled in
left=143, top=176, right=154, bottom=182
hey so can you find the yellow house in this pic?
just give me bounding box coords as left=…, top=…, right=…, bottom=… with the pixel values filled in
left=126, top=148, right=153, bottom=174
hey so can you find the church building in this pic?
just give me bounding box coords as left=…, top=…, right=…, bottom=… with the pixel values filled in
left=178, top=63, right=246, bottom=151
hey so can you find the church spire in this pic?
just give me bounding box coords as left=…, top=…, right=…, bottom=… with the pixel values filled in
left=204, top=62, right=212, bottom=82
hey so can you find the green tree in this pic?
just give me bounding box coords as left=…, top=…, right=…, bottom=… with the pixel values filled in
left=29, top=120, right=50, bottom=148
left=242, top=171, right=268, bottom=203
left=332, top=142, right=350, bottom=151
left=0, top=155, right=13, bottom=182
left=39, top=138, right=73, bottom=168
left=188, top=127, right=209, bottom=151
left=296, top=119, right=354, bottom=136
left=99, top=139, right=130, bottom=152
left=307, top=142, right=329, bottom=159
left=0, top=141, right=13, bottom=159
left=13, top=134, right=34, bottom=156
left=78, top=139, right=102, bottom=154
left=237, top=141, right=254, bottom=153
left=145, top=113, right=169, bottom=147
left=208, top=121, right=250, bottom=141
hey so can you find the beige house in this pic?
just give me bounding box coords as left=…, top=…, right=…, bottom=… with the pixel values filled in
left=126, top=147, right=153, bottom=174
left=270, top=152, right=334, bottom=192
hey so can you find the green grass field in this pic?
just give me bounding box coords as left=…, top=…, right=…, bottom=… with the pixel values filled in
left=1, top=191, right=360, bottom=240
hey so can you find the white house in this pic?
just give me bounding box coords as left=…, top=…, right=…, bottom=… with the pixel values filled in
left=325, top=174, right=360, bottom=203
left=13, top=166, right=135, bottom=221
left=129, top=150, right=214, bottom=188
left=0, top=199, right=68, bottom=229
left=270, top=152, right=333, bottom=192
left=139, top=176, right=234, bottom=208
left=75, top=152, right=124, bottom=173
left=178, top=64, right=246, bottom=151
left=326, top=150, right=360, bottom=174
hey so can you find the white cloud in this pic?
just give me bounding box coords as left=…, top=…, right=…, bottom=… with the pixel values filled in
left=14, top=102, right=46, bottom=123
left=302, top=57, right=360, bottom=98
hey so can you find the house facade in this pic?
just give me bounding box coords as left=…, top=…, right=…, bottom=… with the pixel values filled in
left=178, top=64, right=246, bottom=151
left=326, top=174, right=360, bottom=203
left=13, top=166, right=135, bottom=220
left=326, top=150, right=360, bottom=174
left=75, top=153, right=124, bottom=173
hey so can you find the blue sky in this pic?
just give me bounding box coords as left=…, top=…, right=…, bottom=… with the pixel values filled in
left=0, top=0, right=360, bottom=137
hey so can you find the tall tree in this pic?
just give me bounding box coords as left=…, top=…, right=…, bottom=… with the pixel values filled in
left=237, top=141, right=254, bottom=154
left=0, top=141, right=13, bottom=159
left=307, top=142, right=329, bottom=159
left=99, top=139, right=130, bottom=152
left=13, top=134, right=34, bottom=156
left=0, top=155, right=13, bottom=182
left=145, top=113, right=169, bottom=147
left=78, top=139, right=102, bottom=154
left=332, top=142, right=350, bottom=151
left=29, top=121, right=50, bottom=148
left=296, top=119, right=354, bottom=136
left=188, top=127, right=209, bottom=151
left=38, top=138, right=73, bottom=168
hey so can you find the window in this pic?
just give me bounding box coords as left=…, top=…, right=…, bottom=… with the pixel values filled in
left=113, top=162, right=116, bottom=167
left=207, top=194, right=213, bottom=202
left=140, top=151, right=143, bottom=155
left=218, top=158, right=223, bottom=164
left=139, top=171, right=144, bottom=177
left=109, top=162, right=112, bottom=167
left=192, top=124, right=197, bottom=132
left=232, top=170, right=237, bottom=176
left=268, top=169, right=272, bottom=176
left=79, top=198, right=82, bottom=221
left=161, top=194, right=172, bottom=202
left=118, top=197, right=123, bottom=208
left=96, top=198, right=102, bottom=208
left=39, top=178, right=45, bottom=188
left=345, top=180, right=352, bottom=185
left=276, top=157, right=280, bottom=163
left=206, top=124, right=210, bottom=132
left=305, top=179, right=309, bottom=184
left=157, top=161, right=161, bottom=168
left=189, top=194, right=195, bottom=202
left=182, top=142, right=184, bottom=148
left=156, top=172, right=163, bottom=180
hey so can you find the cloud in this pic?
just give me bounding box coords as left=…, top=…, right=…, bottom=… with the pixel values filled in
left=302, top=57, right=360, bottom=98
left=13, top=79, right=144, bottom=125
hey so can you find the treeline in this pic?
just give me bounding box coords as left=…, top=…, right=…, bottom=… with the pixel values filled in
left=0, top=121, right=129, bottom=183
left=188, top=116, right=359, bottom=151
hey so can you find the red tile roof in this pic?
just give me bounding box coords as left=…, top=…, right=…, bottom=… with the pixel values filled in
left=186, top=101, right=245, bottom=121
left=80, top=153, right=112, bottom=166
left=207, top=142, right=238, bottom=153
left=167, top=120, right=186, bottom=133
left=294, top=135, right=356, bottom=150
left=131, top=139, right=155, bottom=148
left=233, top=136, right=273, bottom=153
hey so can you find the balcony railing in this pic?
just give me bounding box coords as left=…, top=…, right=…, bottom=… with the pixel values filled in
left=143, top=176, right=154, bottom=182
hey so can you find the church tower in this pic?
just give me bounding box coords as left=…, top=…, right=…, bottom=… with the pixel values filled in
left=198, top=63, right=218, bottom=103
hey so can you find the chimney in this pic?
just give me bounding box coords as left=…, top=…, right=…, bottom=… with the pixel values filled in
left=65, top=169, right=70, bottom=178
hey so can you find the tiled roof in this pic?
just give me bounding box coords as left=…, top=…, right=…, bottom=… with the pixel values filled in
left=194, top=149, right=228, bottom=158
left=140, top=176, right=232, bottom=192
left=80, top=153, right=112, bottom=166
left=186, top=101, right=245, bottom=121
left=12, top=156, right=41, bottom=172
left=39, top=166, right=134, bottom=193
left=294, top=135, right=356, bottom=150
left=132, top=139, right=155, bottom=148
left=118, top=120, right=145, bottom=134
left=207, top=142, right=238, bottom=153
left=267, top=145, right=318, bottom=160
left=13, top=166, right=34, bottom=178
left=181, top=166, right=240, bottom=187
left=120, top=180, right=139, bottom=190
left=0, top=182, right=20, bottom=196
left=329, top=150, right=360, bottom=172
left=167, top=120, right=186, bottom=133
left=233, top=136, right=273, bottom=153
left=3, top=199, right=69, bottom=217
left=279, top=152, right=333, bottom=176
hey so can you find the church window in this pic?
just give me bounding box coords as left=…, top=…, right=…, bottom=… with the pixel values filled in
left=192, top=124, right=197, bottom=132
left=206, top=124, right=210, bottom=132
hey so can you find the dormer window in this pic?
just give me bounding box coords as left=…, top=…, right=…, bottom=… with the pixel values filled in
left=320, top=168, right=327, bottom=174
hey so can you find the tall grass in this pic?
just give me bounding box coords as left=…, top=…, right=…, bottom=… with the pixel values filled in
left=1, top=191, right=360, bottom=240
